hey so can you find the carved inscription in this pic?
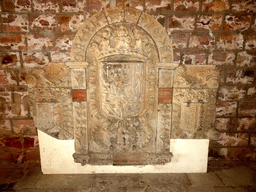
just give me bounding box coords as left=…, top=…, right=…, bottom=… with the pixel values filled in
left=180, top=102, right=202, bottom=132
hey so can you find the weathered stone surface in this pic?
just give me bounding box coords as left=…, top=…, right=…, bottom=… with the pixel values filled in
left=216, top=166, right=256, bottom=186
left=187, top=172, right=224, bottom=186
left=26, top=7, right=218, bottom=166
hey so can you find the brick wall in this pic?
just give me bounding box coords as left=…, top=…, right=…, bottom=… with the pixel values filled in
left=0, top=0, right=255, bottom=167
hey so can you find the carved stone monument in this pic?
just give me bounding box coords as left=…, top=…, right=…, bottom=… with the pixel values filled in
left=26, top=7, right=219, bottom=166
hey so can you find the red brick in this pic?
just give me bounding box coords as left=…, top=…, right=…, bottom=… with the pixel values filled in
left=0, top=34, right=26, bottom=50
left=226, top=69, right=254, bottom=84
left=236, top=51, right=256, bottom=67
left=23, top=147, right=40, bottom=162
left=210, top=147, right=255, bottom=160
left=208, top=51, right=235, bottom=65
left=22, top=52, right=49, bottom=67
left=114, top=153, right=146, bottom=164
left=238, top=102, right=256, bottom=117
left=174, top=0, right=199, bottom=12
left=215, top=118, right=230, bottom=131
left=58, top=14, right=85, bottom=32
left=2, top=137, right=22, bottom=148
left=72, top=89, right=87, bottom=101
left=0, top=120, right=12, bottom=135
left=217, top=34, right=243, bottom=50
left=230, top=118, right=256, bottom=132
left=218, top=68, right=225, bottom=83
left=252, top=16, right=256, bottom=31
left=0, top=145, right=22, bottom=162
left=0, top=52, right=21, bottom=68
left=5, top=103, right=28, bottom=118
left=119, top=0, right=144, bottom=10
left=30, top=14, right=57, bottom=32
left=0, top=70, right=8, bottom=85
left=189, top=33, right=215, bottom=49
left=2, top=0, right=15, bottom=12
left=23, top=137, right=35, bottom=148
left=171, top=32, right=188, bottom=49
left=231, top=0, right=256, bottom=12
left=224, top=15, right=250, bottom=31
left=33, top=0, right=60, bottom=12
left=202, top=0, right=229, bottom=12
left=88, top=0, right=109, bottom=14
left=216, top=102, right=237, bottom=117
left=0, top=92, right=11, bottom=102
left=183, top=52, right=207, bottom=65
left=217, top=133, right=249, bottom=147
left=12, top=120, right=36, bottom=135
left=248, top=86, right=256, bottom=99
left=168, top=15, right=195, bottom=31
left=62, top=0, right=87, bottom=12
left=197, top=14, right=222, bottom=31
left=158, top=88, right=172, bottom=103
left=218, top=85, right=246, bottom=101
left=2, top=69, right=20, bottom=85
left=14, top=0, right=32, bottom=12
left=173, top=51, right=181, bottom=63
left=2, top=13, right=29, bottom=32
left=245, top=34, right=256, bottom=50
left=55, top=34, right=75, bottom=51
left=251, top=133, right=256, bottom=146
left=27, top=33, right=54, bottom=51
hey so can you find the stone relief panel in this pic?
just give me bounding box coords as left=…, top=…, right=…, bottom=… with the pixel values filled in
left=25, top=7, right=219, bottom=166
left=172, top=64, right=219, bottom=139
left=26, top=63, right=73, bottom=140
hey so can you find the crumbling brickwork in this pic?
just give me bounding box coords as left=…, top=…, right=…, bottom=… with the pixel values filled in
left=0, top=0, right=255, bottom=168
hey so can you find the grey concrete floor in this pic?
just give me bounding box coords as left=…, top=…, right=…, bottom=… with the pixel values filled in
left=0, top=163, right=255, bottom=192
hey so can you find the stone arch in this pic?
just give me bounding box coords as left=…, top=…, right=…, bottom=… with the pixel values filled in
left=70, top=7, right=173, bottom=63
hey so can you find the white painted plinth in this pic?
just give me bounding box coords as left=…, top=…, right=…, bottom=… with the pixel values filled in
left=38, top=130, right=209, bottom=174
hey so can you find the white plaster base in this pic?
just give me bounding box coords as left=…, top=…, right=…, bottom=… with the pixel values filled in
left=38, top=130, right=209, bottom=174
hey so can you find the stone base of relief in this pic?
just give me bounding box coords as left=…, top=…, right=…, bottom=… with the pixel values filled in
left=38, top=130, right=209, bottom=174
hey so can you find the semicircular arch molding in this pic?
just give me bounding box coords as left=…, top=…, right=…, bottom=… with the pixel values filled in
left=70, top=7, right=173, bottom=63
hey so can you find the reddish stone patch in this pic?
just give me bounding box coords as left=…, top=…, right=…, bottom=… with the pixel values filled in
left=72, top=89, right=87, bottom=101
left=114, top=153, right=147, bottom=165
left=158, top=88, right=172, bottom=103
